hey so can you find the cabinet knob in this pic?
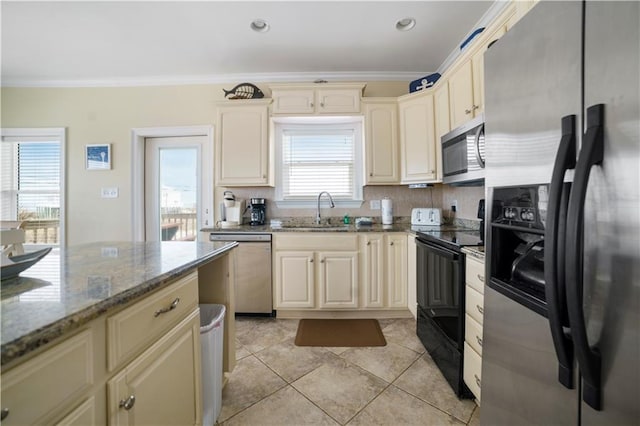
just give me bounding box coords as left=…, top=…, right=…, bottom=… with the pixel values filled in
left=310, top=102, right=314, bottom=108
left=476, top=335, right=483, bottom=347
left=310, top=258, right=314, bottom=263
left=119, top=395, right=136, bottom=411
left=367, top=241, right=371, bottom=246
left=154, top=298, right=180, bottom=317
left=262, top=174, right=266, bottom=179
left=476, top=304, right=484, bottom=315
left=472, top=104, right=480, bottom=111
left=477, top=273, right=484, bottom=282
left=465, top=109, right=472, bottom=115
left=369, top=173, right=373, bottom=177
left=320, top=102, right=325, bottom=108
left=320, top=259, right=325, bottom=263
left=390, top=242, right=394, bottom=246
left=1, top=408, right=9, bottom=421
left=475, top=374, right=481, bottom=388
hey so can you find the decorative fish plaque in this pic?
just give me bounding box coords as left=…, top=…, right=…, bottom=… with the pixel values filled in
left=223, top=83, right=265, bottom=99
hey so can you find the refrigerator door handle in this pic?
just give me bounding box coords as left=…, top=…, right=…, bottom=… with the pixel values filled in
left=544, top=114, right=576, bottom=389
left=566, top=103, right=605, bottom=411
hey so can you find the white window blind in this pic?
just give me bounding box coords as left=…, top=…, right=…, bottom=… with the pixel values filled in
left=282, top=130, right=355, bottom=199
left=1, top=137, right=62, bottom=244
left=275, top=120, right=364, bottom=207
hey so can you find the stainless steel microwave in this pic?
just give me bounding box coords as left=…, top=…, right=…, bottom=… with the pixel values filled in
left=441, top=114, right=485, bottom=185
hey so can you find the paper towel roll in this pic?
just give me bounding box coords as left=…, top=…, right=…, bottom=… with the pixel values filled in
left=381, top=198, right=393, bottom=225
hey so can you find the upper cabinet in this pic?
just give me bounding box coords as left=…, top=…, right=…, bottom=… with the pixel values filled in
left=362, top=98, right=400, bottom=184
left=216, top=99, right=272, bottom=186
left=398, top=91, right=438, bottom=184
left=448, top=60, right=477, bottom=130
left=270, top=83, right=365, bottom=115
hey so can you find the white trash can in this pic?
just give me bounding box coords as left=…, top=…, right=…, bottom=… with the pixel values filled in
left=199, top=304, right=225, bottom=426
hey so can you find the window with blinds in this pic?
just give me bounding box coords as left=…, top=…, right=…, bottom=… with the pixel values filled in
left=1, top=137, right=62, bottom=245
left=275, top=120, right=363, bottom=206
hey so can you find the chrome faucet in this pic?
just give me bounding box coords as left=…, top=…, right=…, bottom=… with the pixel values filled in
left=316, top=191, right=335, bottom=224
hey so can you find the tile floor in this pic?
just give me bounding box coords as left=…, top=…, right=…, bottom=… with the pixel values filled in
left=219, top=317, right=480, bottom=426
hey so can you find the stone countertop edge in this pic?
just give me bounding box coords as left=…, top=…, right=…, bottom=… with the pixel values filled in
left=462, top=246, right=485, bottom=260
left=201, top=224, right=414, bottom=233
left=0, top=241, right=238, bottom=367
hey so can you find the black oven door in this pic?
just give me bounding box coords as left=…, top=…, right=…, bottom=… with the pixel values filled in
left=416, top=238, right=464, bottom=348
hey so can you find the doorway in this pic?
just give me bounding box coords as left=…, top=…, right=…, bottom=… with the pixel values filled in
left=131, top=126, right=213, bottom=242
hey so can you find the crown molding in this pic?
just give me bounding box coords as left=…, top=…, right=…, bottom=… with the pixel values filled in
left=437, top=0, right=511, bottom=74
left=1, top=71, right=426, bottom=88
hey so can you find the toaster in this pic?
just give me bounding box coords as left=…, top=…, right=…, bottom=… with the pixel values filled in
left=411, top=208, right=442, bottom=226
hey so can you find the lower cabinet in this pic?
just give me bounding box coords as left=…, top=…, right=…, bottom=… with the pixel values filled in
left=108, top=309, right=202, bottom=426
left=463, top=252, right=485, bottom=403
left=272, top=232, right=409, bottom=312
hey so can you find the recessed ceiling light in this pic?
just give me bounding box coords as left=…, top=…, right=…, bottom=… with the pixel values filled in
left=250, top=19, right=270, bottom=33
left=395, top=17, right=416, bottom=32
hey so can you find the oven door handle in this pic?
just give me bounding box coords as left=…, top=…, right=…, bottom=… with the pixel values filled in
left=416, top=239, right=460, bottom=261
left=566, top=104, right=604, bottom=411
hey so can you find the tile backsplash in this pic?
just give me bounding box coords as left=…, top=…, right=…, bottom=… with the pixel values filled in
left=217, top=184, right=484, bottom=224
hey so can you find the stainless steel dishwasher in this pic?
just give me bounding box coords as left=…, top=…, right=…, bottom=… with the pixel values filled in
left=209, top=233, right=273, bottom=315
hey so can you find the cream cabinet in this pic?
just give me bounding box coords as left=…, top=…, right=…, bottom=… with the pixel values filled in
left=274, top=251, right=316, bottom=308
left=270, top=83, right=365, bottom=115
left=216, top=100, right=271, bottom=186
left=406, top=234, right=417, bottom=319
left=108, top=309, right=202, bottom=426
left=318, top=251, right=359, bottom=308
left=385, top=234, right=408, bottom=308
left=359, top=234, right=385, bottom=308
left=0, top=330, right=95, bottom=425
left=362, top=98, right=400, bottom=184
left=470, top=24, right=507, bottom=118
left=398, top=92, right=438, bottom=183
left=273, top=233, right=359, bottom=310
left=463, top=251, right=485, bottom=403
left=359, top=233, right=407, bottom=310
left=448, top=60, right=477, bottom=130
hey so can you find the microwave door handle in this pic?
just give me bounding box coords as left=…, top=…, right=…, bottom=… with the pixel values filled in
left=544, top=114, right=577, bottom=390
left=474, top=125, right=485, bottom=168
left=566, top=104, right=604, bottom=411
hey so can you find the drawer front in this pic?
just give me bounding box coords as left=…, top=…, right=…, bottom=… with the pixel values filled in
left=107, top=272, right=199, bottom=370
left=274, top=233, right=358, bottom=251
left=1, top=330, right=93, bottom=425
left=466, top=256, right=485, bottom=294
left=464, top=342, right=482, bottom=402
left=56, top=396, right=96, bottom=426
left=465, top=284, right=484, bottom=325
left=465, top=313, right=484, bottom=355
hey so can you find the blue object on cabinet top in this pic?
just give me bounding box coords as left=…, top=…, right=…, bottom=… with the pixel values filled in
left=460, top=27, right=485, bottom=50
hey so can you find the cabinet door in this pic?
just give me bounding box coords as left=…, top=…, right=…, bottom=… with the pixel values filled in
left=56, top=397, right=96, bottom=426
left=471, top=25, right=506, bottom=116
left=398, top=93, right=437, bottom=183
left=274, top=251, right=315, bottom=308
left=407, top=234, right=417, bottom=318
left=108, top=309, right=202, bottom=426
left=216, top=103, right=269, bottom=185
left=385, top=234, right=407, bottom=308
left=360, top=234, right=384, bottom=308
left=363, top=100, right=400, bottom=184
left=316, top=88, right=361, bottom=114
left=318, top=251, right=359, bottom=308
left=448, top=61, right=476, bottom=129
left=271, top=89, right=315, bottom=114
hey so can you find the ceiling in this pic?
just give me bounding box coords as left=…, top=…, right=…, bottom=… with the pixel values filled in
left=1, top=1, right=500, bottom=87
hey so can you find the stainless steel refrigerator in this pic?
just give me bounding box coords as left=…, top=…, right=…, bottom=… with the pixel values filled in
left=482, top=1, right=639, bottom=425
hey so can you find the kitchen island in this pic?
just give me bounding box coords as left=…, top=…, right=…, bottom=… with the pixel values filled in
left=0, top=240, right=237, bottom=425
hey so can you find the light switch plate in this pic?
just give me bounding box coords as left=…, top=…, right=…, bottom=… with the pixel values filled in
left=370, top=199, right=381, bottom=210
left=101, top=187, right=118, bottom=198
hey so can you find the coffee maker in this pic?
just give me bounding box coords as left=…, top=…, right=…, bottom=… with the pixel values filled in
left=249, top=198, right=266, bottom=226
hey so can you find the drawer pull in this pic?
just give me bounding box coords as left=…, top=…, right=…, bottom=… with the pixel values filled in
left=119, top=395, right=136, bottom=411
left=476, top=304, right=484, bottom=315
left=154, top=298, right=180, bottom=317
left=475, top=374, right=481, bottom=388
left=1, top=408, right=9, bottom=421
left=477, top=274, right=484, bottom=282
left=465, top=109, right=472, bottom=115
left=476, top=335, right=483, bottom=347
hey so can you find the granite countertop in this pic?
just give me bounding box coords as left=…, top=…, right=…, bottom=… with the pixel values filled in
left=462, top=245, right=486, bottom=260
left=201, top=223, right=413, bottom=234
left=0, top=240, right=237, bottom=366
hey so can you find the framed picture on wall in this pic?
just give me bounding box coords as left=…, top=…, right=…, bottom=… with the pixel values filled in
left=86, top=144, right=111, bottom=170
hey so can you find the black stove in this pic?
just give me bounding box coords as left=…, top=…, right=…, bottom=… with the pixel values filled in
left=413, top=227, right=484, bottom=251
